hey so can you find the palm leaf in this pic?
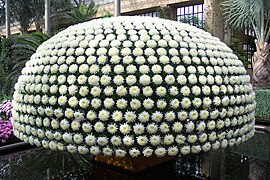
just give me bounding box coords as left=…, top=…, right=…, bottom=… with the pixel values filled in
left=222, top=0, right=270, bottom=42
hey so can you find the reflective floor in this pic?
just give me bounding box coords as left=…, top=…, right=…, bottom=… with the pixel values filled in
left=0, top=131, right=269, bottom=180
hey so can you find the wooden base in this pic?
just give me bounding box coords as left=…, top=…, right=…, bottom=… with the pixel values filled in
left=94, top=154, right=174, bottom=173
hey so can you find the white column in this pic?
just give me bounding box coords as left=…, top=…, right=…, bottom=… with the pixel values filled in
left=5, top=0, right=10, bottom=38
left=45, top=0, right=51, bottom=34
left=114, top=0, right=120, bottom=17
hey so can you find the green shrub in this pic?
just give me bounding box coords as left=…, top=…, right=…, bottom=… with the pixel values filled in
left=255, top=89, right=270, bottom=119
left=0, top=32, right=49, bottom=96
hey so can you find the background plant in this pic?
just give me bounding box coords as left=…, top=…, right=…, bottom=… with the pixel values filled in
left=222, top=0, right=270, bottom=89
left=254, top=89, right=270, bottom=119
left=0, top=32, right=49, bottom=97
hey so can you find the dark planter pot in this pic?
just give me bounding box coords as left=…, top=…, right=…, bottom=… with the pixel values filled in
left=0, top=142, right=33, bottom=155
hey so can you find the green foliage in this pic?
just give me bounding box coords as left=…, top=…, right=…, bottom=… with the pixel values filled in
left=0, top=32, right=49, bottom=96
left=222, top=0, right=270, bottom=42
left=101, top=11, right=113, bottom=18
left=157, top=6, right=170, bottom=19
left=66, top=2, right=99, bottom=23
left=179, top=15, right=204, bottom=29
left=0, top=95, right=12, bottom=104
left=0, top=0, right=74, bottom=34
left=255, top=89, right=270, bottom=119
left=228, top=38, right=250, bottom=68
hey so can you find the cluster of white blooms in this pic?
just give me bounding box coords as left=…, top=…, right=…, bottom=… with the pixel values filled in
left=12, top=16, right=256, bottom=158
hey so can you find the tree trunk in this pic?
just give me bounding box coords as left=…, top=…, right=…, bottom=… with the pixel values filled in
left=252, top=40, right=270, bottom=89
left=35, top=18, right=42, bottom=32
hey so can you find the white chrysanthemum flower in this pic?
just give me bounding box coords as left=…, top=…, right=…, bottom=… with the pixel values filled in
left=152, top=75, right=163, bottom=85
left=164, top=134, right=174, bottom=145
left=164, top=111, right=175, bottom=122
left=155, top=147, right=166, bottom=157
left=125, top=75, right=136, bottom=86
left=101, top=64, right=111, bottom=74
left=97, top=136, right=109, bottom=146
left=58, top=75, right=66, bottom=84
left=116, top=99, right=127, bottom=109
left=143, top=148, right=153, bottom=157
left=177, top=75, right=187, bottom=85
left=180, top=86, right=190, bottom=96
left=114, top=65, right=124, bottom=74
left=138, top=65, right=150, bottom=74
left=171, top=122, right=183, bottom=132
left=207, top=75, right=215, bottom=85
left=97, top=55, right=107, bottom=64
left=143, top=98, right=154, bottom=109
left=191, top=145, right=202, bottom=154
left=85, top=135, right=96, bottom=146
left=98, top=110, right=110, bottom=121
left=89, top=64, right=99, bottom=74
left=150, top=135, right=161, bottom=146
left=68, top=96, right=78, bottom=107
left=115, top=149, right=127, bottom=158
left=88, top=75, right=99, bottom=86
left=129, top=148, right=141, bottom=157
left=160, top=122, right=170, bottom=133
left=124, top=111, right=136, bottom=122
left=181, top=146, right=191, bottom=155
left=133, top=123, right=145, bottom=135
left=133, top=47, right=143, bottom=56
left=110, top=136, right=122, bottom=146
left=78, top=87, right=88, bottom=97
left=69, top=64, right=78, bottom=74
left=139, top=75, right=151, bottom=85
left=136, top=136, right=148, bottom=146
left=102, top=98, right=114, bottom=109
left=116, top=85, right=127, bottom=96
left=78, top=98, right=89, bottom=109
left=86, top=110, right=96, bottom=121
left=156, top=86, right=166, bottom=97
left=151, top=64, right=162, bottom=74
left=60, top=119, right=70, bottom=130
left=148, top=56, right=158, bottom=64
left=138, top=111, right=150, bottom=122
left=74, top=111, right=84, bottom=120
left=165, top=75, right=175, bottom=84
left=181, top=98, right=191, bottom=109
left=94, top=121, right=105, bottom=132
left=90, top=98, right=101, bottom=109
left=189, top=110, right=199, bottom=120
left=100, top=75, right=111, bottom=85
left=123, top=136, right=134, bottom=146
left=103, top=86, right=113, bottom=96
left=71, top=121, right=81, bottom=131
left=142, top=86, right=153, bottom=97
left=185, top=121, right=195, bottom=133
left=82, top=122, right=92, bottom=133
left=170, top=99, right=180, bottom=109
left=73, top=134, right=83, bottom=144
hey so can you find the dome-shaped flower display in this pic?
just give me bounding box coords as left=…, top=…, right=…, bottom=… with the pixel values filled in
left=12, top=16, right=256, bottom=157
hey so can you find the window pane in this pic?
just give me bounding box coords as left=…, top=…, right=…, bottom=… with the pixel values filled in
left=177, top=3, right=204, bottom=28
left=185, top=7, right=189, bottom=14
left=189, top=6, right=193, bottom=14
left=181, top=7, right=185, bottom=15
left=194, top=5, right=198, bottom=13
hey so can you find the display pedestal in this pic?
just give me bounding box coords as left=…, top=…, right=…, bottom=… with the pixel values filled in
left=94, top=154, right=174, bottom=173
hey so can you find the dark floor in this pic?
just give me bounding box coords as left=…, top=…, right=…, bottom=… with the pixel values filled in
left=0, top=131, right=269, bottom=180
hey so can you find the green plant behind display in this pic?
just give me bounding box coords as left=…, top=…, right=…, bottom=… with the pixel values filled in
left=0, top=33, right=49, bottom=96
left=255, top=89, right=270, bottom=120
left=179, top=15, right=204, bottom=29
left=157, top=6, right=170, bottom=19
left=229, top=38, right=250, bottom=68
left=66, top=1, right=99, bottom=23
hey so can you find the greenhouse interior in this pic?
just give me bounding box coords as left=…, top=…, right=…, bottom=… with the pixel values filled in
left=0, top=0, right=270, bottom=179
